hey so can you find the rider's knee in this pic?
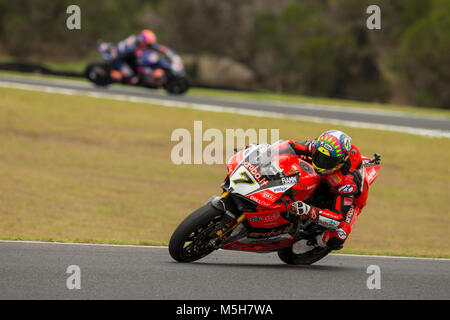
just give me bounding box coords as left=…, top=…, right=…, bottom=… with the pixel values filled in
left=323, top=221, right=351, bottom=250
left=326, top=237, right=345, bottom=250
left=153, top=68, right=165, bottom=79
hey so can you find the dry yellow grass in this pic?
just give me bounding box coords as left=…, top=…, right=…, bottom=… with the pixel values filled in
left=0, top=87, right=449, bottom=257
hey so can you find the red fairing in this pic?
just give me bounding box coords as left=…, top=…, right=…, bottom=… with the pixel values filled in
left=221, top=144, right=321, bottom=252
left=244, top=156, right=320, bottom=210
left=364, top=164, right=381, bottom=185
left=361, top=156, right=381, bottom=185
left=289, top=161, right=321, bottom=202
left=227, top=148, right=245, bottom=176
left=244, top=205, right=290, bottom=229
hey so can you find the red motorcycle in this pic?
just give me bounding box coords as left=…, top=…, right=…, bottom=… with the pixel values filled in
left=169, top=140, right=381, bottom=265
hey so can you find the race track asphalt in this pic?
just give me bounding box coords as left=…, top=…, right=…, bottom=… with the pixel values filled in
left=0, top=241, right=448, bottom=300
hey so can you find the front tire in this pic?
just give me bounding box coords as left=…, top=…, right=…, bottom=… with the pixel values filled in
left=85, top=62, right=112, bottom=87
left=169, top=203, right=223, bottom=262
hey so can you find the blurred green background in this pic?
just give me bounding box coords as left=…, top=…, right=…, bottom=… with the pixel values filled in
left=0, top=0, right=448, bottom=109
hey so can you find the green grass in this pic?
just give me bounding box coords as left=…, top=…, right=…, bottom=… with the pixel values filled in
left=0, top=86, right=449, bottom=258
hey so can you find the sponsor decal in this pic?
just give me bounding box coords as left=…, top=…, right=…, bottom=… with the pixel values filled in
left=336, top=228, right=347, bottom=240
left=248, top=195, right=271, bottom=207
left=273, top=186, right=289, bottom=193
left=248, top=225, right=294, bottom=238
left=243, top=162, right=269, bottom=186
left=322, top=143, right=334, bottom=151
left=281, top=175, right=298, bottom=185
left=343, top=136, right=352, bottom=152
left=367, top=168, right=377, bottom=182
left=248, top=213, right=283, bottom=227
left=338, top=184, right=354, bottom=194
left=345, top=207, right=355, bottom=224
left=259, top=191, right=277, bottom=202
left=263, top=213, right=281, bottom=223
left=318, top=216, right=340, bottom=228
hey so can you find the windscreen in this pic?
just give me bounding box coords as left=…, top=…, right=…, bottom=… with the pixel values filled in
left=228, top=141, right=298, bottom=196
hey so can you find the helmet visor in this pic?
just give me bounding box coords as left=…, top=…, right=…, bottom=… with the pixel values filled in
left=312, top=150, right=340, bottom=171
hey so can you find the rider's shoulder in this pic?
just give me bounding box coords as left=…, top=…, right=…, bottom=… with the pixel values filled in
left=348, top=144, right=362, bottom=170
left=122, top=34, right=138, bottom=45
left=326, top=171, right=358, bottom=194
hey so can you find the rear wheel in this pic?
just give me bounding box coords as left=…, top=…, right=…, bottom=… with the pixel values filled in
left=277, top=247, right=296, bottom=265
left=278, top=246, right=331, bottom=265
left=164, top=75, right=190, bottom=95
left=169, top=203, right=223, bottom=262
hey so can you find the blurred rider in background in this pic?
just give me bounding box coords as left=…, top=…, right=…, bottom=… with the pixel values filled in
left=97, top=29, right=183, bottom=86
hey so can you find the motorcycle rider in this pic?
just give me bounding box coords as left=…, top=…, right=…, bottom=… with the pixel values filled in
left=97, top=29, right=181, bottom=86
left=280, top=129, right=370, bottom=253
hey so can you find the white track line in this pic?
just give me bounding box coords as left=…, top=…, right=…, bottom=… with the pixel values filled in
left=0, top=240, right=448, bottom=261
left=0, top=239, right=166, bottom=249
left=0, top=80, right=449, bottom=138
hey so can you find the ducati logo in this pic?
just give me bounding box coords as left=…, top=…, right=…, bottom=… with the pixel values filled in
left=249, top=225, right=294, bottom=238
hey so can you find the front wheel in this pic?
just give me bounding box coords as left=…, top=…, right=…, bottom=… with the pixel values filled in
left=169, top=203, right=223, bottom=262
left=85, top=62, right=112, bottom=87
left=277, top=246, right=331, bottom=265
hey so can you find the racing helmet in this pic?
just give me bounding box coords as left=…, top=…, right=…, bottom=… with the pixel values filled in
left=311, top=130, right=352, bottom=175
left=140, top=29, right=157, bottom=45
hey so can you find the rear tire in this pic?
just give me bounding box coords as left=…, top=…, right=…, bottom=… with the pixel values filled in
left=164, top=75, right=190, bottom=95
left=277, top=247, right=296, bottom=265
left=169, top=203, right=223, bottom=262
left=278, top=246, right=331, bottom=265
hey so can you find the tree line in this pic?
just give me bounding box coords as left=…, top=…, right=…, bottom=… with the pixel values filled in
left=0, top=0, right=448, bottom=108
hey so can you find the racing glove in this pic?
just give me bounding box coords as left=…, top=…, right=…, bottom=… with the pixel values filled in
left=291, top=201, right=318, bottom=221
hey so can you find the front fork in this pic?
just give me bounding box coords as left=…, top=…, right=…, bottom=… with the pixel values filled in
left=210, top=192, right=247, bottom=244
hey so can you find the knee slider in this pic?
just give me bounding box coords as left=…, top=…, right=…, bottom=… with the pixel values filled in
left=326, top=226, right=349, bottom=250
